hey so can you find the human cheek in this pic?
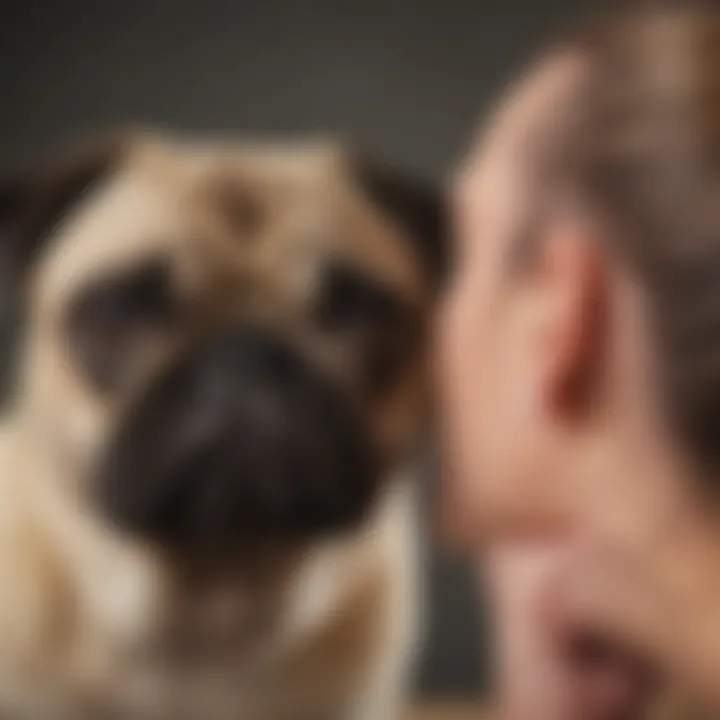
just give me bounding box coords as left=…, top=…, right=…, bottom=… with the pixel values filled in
left=437, top=273, right=483, bottom=407
left=435, top=283, right=482, bottom=450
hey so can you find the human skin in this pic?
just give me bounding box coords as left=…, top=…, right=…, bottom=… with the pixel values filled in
left=485, top=543, right=656, bottom=720
left=437, top=49, right=720, bottom=718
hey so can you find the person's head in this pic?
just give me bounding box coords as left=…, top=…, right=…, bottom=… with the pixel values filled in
left=440, top=0, right=720, bottom=543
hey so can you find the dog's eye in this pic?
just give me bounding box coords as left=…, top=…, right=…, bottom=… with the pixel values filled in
left=316, top=263, right=420, bottom=392
left=67, top=259, right=178, bottom=393
left=317, top=264, right=398, bottom=331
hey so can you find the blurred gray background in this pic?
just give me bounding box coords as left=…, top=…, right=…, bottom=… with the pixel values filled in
left=0, top=0, right=593, bottom=698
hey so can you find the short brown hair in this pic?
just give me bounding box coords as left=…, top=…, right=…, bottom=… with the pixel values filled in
left=557, top=0, right=720, bottom=485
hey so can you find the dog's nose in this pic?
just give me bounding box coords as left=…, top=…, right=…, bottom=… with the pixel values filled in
left=94, top=325, right=378, bottom=548
left=199, top=327, right=305, bottom=391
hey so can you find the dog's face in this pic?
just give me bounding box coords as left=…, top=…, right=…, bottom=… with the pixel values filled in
left=0, top=131, right=443, bottom=548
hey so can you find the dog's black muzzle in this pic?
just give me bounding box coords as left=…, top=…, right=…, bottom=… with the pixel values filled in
left=95, top=327, right=378, bottom=547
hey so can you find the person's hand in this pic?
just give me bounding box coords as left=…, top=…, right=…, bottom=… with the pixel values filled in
left=470, top=417, right=720, bottom=712
left=548, top=528, right=720, bottom=713
left=484, top=542, right=656, bottom=720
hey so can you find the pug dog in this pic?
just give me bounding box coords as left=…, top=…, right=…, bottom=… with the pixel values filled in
left=0, top=130, right=444, bottom=720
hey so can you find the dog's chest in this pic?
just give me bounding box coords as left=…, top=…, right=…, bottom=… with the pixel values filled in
left=84, top=552, right=370, bottom=720
left=96, top=566, right=295, bottom=719
left=1, top=466, right=418, bottom=720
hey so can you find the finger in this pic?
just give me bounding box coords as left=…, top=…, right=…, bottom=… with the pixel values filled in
left=557, top=561, right=720, bottom=715
left=570, top=636, right=658, bottom=720
left=484, top=543, right=657, bottom=720
left=553, top=550, right=673, bottom=659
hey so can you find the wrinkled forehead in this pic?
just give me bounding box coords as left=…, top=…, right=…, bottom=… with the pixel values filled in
left=34, top=137, right=422, bottom=308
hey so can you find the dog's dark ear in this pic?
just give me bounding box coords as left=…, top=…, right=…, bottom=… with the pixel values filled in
left=0, top=132, right=127, bottom=292
left=353, top=155, right=447, bottom=290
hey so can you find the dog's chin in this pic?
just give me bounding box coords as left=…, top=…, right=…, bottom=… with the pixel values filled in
left=93, top=327, right=379, bottom=550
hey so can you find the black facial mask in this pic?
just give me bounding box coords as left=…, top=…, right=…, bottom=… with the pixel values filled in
left=94, top=327, right=378, bottom=548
